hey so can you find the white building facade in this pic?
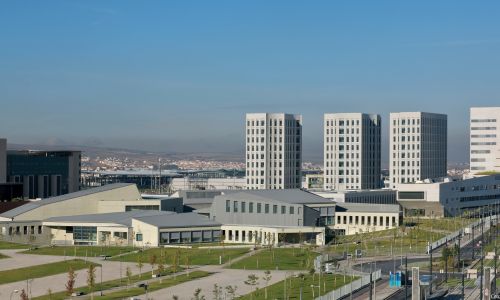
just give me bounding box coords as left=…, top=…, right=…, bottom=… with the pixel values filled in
left=245, top=113, right=302, bottom=189
left=390, top=112, right=447, bottom=188
left=470, top=107, right=500, bottom=174
left=324, top=113, right=381, bottom=190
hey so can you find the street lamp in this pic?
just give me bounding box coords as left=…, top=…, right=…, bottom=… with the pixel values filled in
left=9, top=289, right=19, bottom=300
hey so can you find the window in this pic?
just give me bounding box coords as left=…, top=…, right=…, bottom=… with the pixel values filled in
left=281, top=206, right=286, bottom=214
left=233, top=201, right=238, bottom=212
left=265, top=204, right=270, bottom=213
left=241, top=201, right=246, bottom=213
left=273, top=205, right=278, bottom=214
left=290, top=206, right=294, bottom=214
left=257, top=203, right=262, bottom=213
left=136, top=233, right=143, bottom=242
left=249, top=202, right=254, bottom=213
left=226, top=200, right=230, bottom=212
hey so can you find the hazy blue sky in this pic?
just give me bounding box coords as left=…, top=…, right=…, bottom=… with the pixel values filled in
left=1, top=1, right=500, bottom=164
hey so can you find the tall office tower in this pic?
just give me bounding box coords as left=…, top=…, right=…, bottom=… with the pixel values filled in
left=0, top=138, right=6, bottom=183
left=470, top=107, right=500, bottom=174
left=390, top=112, right=447, bottom=188
left=245, top=113, right=302, bottom=189
left=323, top=113, right=382, bottom=190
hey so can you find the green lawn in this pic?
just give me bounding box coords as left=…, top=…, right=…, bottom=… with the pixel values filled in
left=0, top=253, right=9, bottom=259
left=229, top=248, right=317, bottom=270
left=0, top=240, right=30, bottom=249
left=23, top=245, right=135, bottom=257
left=112, top=247, right=249, bottom=265
left=94, top=271, right=210, bottom=300
left=32, top=266, right=189, bottom=300
left=0, top=259, right=97, bottom=285
left=240, top=273, right=358, bottom=300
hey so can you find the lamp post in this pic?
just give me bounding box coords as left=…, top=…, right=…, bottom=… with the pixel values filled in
left=9, top=289, right=19, bottom=300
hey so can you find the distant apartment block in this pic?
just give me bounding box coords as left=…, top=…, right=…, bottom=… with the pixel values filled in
left=390, top=112, right=447, bottom=188
left=7, top=150, right=81, bottom=199
left=323, top=113, right=381, bottom=190
left=245, top=113, right=302, bottom=189
left=470, top=107, right=500, bottom=174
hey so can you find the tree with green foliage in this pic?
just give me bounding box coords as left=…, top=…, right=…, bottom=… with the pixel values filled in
left=185, top=255, right=190, bottom=277
left=46, top=288, right=53, bottom=300
left=65, top=267, right=76, bottom=296
left=87, top=264, right=96, bottom=300
left=441, top=246, right=452, bottom=282
left=263, top=270, right=272, bottom=299
left=136, top=255, right=144, bottom=279
left=149, top=254, right=157, bottom=277
left=244, top=274, right=260, bottom=300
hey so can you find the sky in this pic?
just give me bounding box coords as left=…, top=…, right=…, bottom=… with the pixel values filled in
left=1, top=1, right=500, bottom=164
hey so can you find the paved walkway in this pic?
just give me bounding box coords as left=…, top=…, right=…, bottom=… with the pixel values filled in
left=0, top=250, right=145, bottom=299
left=143, top=266, right=288, bottom=300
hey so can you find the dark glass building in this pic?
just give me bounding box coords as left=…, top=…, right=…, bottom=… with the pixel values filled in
left=6, top=150, right=81, bottom=199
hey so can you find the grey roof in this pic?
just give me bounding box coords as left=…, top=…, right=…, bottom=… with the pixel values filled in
left=135, top=212, right=221, bottom=228
left=44, top=210, right=175, bottom=226
left=0, top=183, right=136, bottom=218
left=221, top=189, right=334, bottom=205
left=179, top=190, right=240, bottom=205
left=335, top=203, right=401, bottom=213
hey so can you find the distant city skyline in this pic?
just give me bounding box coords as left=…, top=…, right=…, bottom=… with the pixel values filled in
left=2, top=1, right=500, bottom=164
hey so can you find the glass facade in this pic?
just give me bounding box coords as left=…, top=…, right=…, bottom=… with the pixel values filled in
left=159, top=229, right=221, bottom=245
left=73, top=226, right=97, bottom=245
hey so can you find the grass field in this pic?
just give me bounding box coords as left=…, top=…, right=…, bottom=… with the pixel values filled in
left=23, top=245, right=135, bottom=257
left=239, top=273, right=358, bottom=300
left=0, top=240, right=30, bottom=249
left=329, top=217, right=475, bottom=257
left=32, top=266, right=192, bottom=300
left=0, top=253, right=9, bottom=259
left=112, top=247, right=249, bottom=265
left=0, top=259, right=97, bottom=285
left=229, top=248, right=317, bottom=270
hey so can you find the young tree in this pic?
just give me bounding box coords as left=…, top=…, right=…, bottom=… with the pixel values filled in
left=185, top=255, right=190, bottom=277
left=126, top=266, right=132, bottom=290
left=244, top=274, right=260, bottom=300
left=87, top=264, right=96, bottom=300
left=47, top=288, right=53, bottom=300
left=65, top=267, right=77, bottom=296
left=192, top=288, right=206, bottom=300
left=225, top=285, right=237, bottom=300
left=157, top=261, right=165, bottom=283
left=263, top=270, right=272, bottom=299
left=149, top=254, right=157, bottom=277
left=20, top=289, right=28, bottom=300
left=137, top=255, right=144, bottom=279
left=212, top=284, right=223, bottom=300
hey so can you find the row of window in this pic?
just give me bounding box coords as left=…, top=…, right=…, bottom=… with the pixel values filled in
left=336, top=215, right=397, bottom=227
left=471, top=127, right=496, bottom=130
left=471, top=119, right=497, bottom=123
left=7, top=225, right=43, bottom=236
left=225, top=200, right=301, bottom=215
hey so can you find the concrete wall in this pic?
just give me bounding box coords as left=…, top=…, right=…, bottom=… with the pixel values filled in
left=131, top=219, right=159, bottom=247
left=211, top=194, right=305, bottom=226
left=0, top=221, right=51, bottom=245
left=14, top=184, right=142, bottom=221
left=333, top=211, right=401, bottom=235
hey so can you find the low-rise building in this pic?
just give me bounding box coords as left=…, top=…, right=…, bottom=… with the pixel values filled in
left=396, top=175, right=500, bottom=217
left=312, top=189, right=397, bottom=205
left=332, top=203, right=402, bottom=235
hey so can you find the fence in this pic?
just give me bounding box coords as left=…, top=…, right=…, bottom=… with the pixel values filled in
left=315, top=270, right=382, bottom=300
left=429, top=214, right=499, bottom=252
